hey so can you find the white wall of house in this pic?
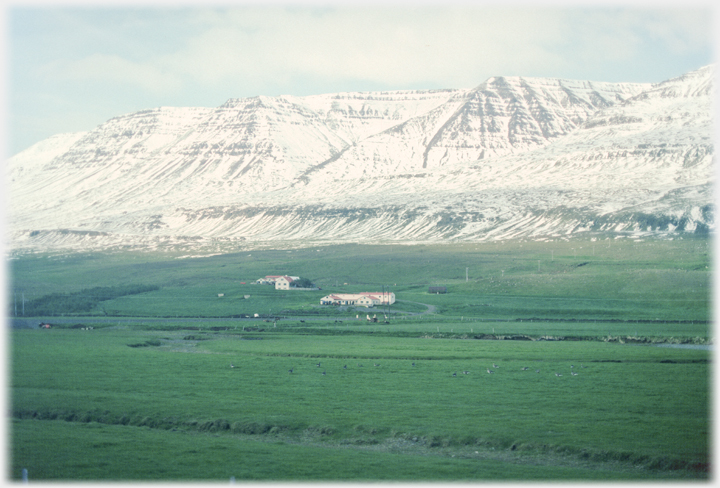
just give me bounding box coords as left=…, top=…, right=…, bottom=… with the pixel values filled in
left=321, top=294, right=366, bottom=306
left=275, top=276, right=294, bottom=289
left=360, top=292, right=395, bottom=305
left=256, top=275, right=301, bottom=289
left=319, top=292, right=394, bottom=307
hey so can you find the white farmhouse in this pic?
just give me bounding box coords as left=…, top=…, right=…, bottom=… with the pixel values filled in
left=362, top=292, right=395, bottom=306
left=256, top=275, right=300, bottom=289
left=320, top=292, right=395, bottom=307
left=274, top=276, right=298, bottom=290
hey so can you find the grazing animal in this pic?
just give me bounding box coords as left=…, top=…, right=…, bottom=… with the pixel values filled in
left=463, top=371, right=469, bottom=375
left=493, top=363, right=499, bottom=368
left=452, top=372, right=457, bottom=377
left=317, top=362, right=321, bottom=367
left=536, top=369, right=540, bottom=373
left=322, top=371, right=326, bottom=375
left=343, top=365, right=347, bottom=369
left=555, top=373, right=562, bottom=377
left=521, top=367, right=528, bottom=371
left=487, top=369, right=494, bottom=374
left=230, top=363, right=235, bottom=368
left=412, top=362, right=416, bottom=367
left=571, top=365, right=574, bottom=369
left=571, top=372, right=578, bottom=376
left=288, top=368, right=294, bottom=374
left=374, top=363, right=379, bottom=367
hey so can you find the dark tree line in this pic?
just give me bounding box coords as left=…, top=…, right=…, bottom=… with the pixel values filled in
left=22, top=284, right=159, bottom=316
left=291, top=277, right=315, bottom=288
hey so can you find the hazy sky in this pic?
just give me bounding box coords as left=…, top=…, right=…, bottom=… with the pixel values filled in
left=6, top=2, right=716, bottom=156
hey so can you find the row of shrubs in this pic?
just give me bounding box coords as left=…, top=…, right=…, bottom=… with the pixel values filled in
left=14, top=409, right=291, bottom=436
left=414, top=332, right=711, bottom=345
left=517, top=317, right=708, bottom=324
left=127, top=339, right=162, bottom=348
left=13, top=408, right=706, bottom=473
left=390, top=431, right=707, bottom=472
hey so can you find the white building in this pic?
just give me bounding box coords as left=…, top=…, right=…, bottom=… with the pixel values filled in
left=256, top=275, right=300, bottom=289
left=320, top=292, right=395, bottom=307
left=274, top=276, right=296, bottom=290
left=362, top=292, right=395, bottom=306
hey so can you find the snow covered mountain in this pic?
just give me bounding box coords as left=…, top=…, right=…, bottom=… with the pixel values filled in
left=7, top=66, right=714, bottom=253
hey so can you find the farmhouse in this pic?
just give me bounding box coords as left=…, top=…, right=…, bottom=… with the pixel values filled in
left=320, top=294, right=374, bottom=307
left=256, top=275, right=300, bottom=290
left=320, top=292, right=395, bottom=307
left=274, top=276, right=295, bottom=290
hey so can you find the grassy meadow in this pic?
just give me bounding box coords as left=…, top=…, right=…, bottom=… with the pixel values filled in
left=9, top=238, right=710, bottom=323
left=7, top=237, right=712, bottom=480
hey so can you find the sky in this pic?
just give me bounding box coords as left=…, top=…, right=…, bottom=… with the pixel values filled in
left=4, top=2, right=717, bottom=156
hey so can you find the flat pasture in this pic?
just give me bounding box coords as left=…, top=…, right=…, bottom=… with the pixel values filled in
left=10, top=327, right=709, bottom=480
left=12, top=418, right=668, bottom=481
left=7, top=238, right=712, bottom=480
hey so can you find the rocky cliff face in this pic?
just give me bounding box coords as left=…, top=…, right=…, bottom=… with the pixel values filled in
left=7, top=66, right=714, bottom=253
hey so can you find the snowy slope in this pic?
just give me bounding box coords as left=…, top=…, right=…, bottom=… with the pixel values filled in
left=7, top=66, right=714, bottom=253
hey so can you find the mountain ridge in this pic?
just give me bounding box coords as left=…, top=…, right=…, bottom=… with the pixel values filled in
left=7, top=66, right=714, bottom=254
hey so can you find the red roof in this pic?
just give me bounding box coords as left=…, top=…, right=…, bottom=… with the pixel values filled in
left=359, top=292, right=392, bottom=299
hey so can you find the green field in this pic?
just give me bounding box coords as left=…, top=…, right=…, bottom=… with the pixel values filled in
left=9, top=238, right=711, bottom=323
left=7, top=238, right=712, bottom=480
